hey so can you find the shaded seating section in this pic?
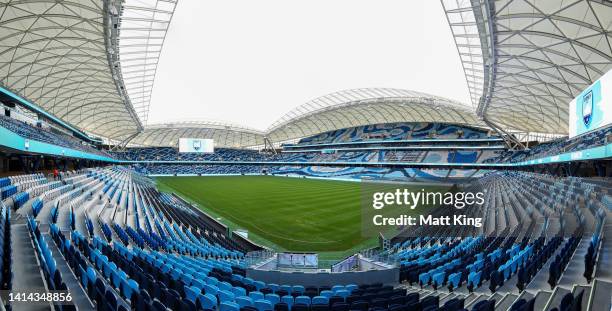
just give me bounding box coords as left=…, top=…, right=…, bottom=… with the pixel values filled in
left=26, top=217, right=76, bottom=310
left=548, top=232, right=583, bottom=289
left=583, top=223, right=604, bottom=283
left=0, top=202, right=11, bottom=290
left=509, top=297, right=536, bottom=311
left=539, top=290, right=584, bottom=311
left=516, top=237, right=563, bottom=291
left=49, top=225, right=133, bottom=310
left=486, top=126, right=611, bottom=163
left=0, top=114, right=110, bottom=157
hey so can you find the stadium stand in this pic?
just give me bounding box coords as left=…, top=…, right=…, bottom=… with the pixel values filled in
left=0, top=114, right=110, bottom=158
left=485, top=127, right=612, bottom=164
left=0, top=165, right=608, bottom=310
left=0, top=0, right=611, bottom=310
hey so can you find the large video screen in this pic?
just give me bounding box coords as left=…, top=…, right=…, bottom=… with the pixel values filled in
left=178, top=138, right=214, bottom=153
left=569, top=69, right=612, bottom=138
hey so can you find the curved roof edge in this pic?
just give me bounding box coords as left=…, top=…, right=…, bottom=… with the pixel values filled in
left=265, top=88, right=483, bottom=143
left=131, top=120, right=266, bottom=148
left=132, top=88, right=483, bottom=147
left=146, top=120, right=266, bottom=135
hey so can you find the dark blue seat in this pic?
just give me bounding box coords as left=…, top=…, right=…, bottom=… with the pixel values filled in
left=105, top=289, right=117, bottom=311
left=274, top=302, right=289, bottom=311
left=350, top=301, right=368, bottom=311
left=331, top=302, right=349, bottom=311
left=421, top=296, right=438, bottom=309
left=292, top=303, right=310, bottom=311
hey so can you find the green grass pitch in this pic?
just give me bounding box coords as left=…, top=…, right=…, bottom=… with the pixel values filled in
left=155, top=175, right=445, bottom=257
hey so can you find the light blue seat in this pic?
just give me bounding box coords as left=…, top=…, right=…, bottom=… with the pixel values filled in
left=281, top=295, right=294, bottom=309
left=170, top=268, right=181, bottom=280
left=192, top=279, right=206, bottom=290
left=345, top=284, right=358, bottom=293
left=220, top=301, right=240, bottom=311
left=312, top=296, right=328, bottom=305
left=232, top=286, right=247, bottom=297
left=184, top=275, right=195, bottom=286
left=280, top=285, right=292, bottom=294
left=86, top=266, right=96, bottom=284
left=113, top=270, right=128, bottom=289
left=295, top=296, right=311, bottom=306
left=419, top=271, right=431, bottom=286
left=185, top=286, right=200, bottom=303
left=335, top=290, right=350, bottom=299
left=433, top=271, right=445, bottom=287
left=199, top=293, right=218, bottom=310
left=219, top=281, right=233, bottom=291
left=268, top=284, right=280, bottom=293
left=219, top=290, right=236, bottom=303
left=249, top=291, right=264, bottom=301
left=255, top=299, right=274, bottom=311
left=235, top=296, right=254, bottom=308
left=253, top=281, right=266, bottom=291
left=203, top=284, right=219, bottom=296
left=206, top=276, right=219, bottom=286
left=123, top=279, right=139, bottom=301
left=231, top=274, right=244, bottom=283
left=467, top=271, right=481, bottom=288
left=448, top=272, right=461, bottom=289
left=161, top=263, right=172, bottom=274
left=319, top=290, right=333, bottom=298
left=331, top=285, right=344, bottom=293
left=292, top=286, right=305, bottom=295
left=265, top=293, right=280, bottom=305
left=104, top=262, right=116, bottom=278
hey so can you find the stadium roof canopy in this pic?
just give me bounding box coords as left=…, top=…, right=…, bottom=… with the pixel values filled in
left=443, top=0, right=612, bottom=134
left=265, top=88, right=484, bottom=143
left=130, top=121, right=266, bottom=148
left=0, top=0, right=175, bottom=141
left=131, top=89, right=483, bottom=148
left=5, top=0, right=609, bottom=147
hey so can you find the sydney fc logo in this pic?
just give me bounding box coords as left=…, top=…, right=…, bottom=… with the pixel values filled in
left=192, top=140, right=201, bottom=151
left=582, top=90, right=593, bottom=127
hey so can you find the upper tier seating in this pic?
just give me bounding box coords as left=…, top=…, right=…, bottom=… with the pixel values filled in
left=0, top=114, right=110, bottom=157
left=114, top=147, right=270, bottom=162
left=291, top=123, right=497, bottom=146
left=485, top=126, right=611, bottom=163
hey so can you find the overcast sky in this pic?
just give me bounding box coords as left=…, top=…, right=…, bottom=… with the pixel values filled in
left=146, top=0, right=471, bottom=131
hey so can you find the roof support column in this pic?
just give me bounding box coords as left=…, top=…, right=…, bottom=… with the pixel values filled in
left=483, top=117, right=526, bottom=150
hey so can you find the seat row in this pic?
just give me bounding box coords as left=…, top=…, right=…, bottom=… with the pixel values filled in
left=548, top=233, right=582, bottom=289
left=0, top=203, right=11, bottom=291
left=26, top=217, right=75, bottom=311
